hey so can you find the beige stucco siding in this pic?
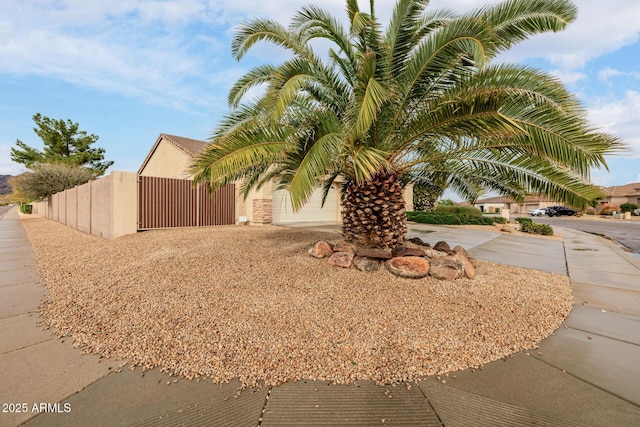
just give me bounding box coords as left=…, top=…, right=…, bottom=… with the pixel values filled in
left=138, top=139, right=195, bottom=179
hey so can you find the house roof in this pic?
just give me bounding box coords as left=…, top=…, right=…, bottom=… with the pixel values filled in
left=137, top=134, right=208, bottom=175
left=475, top=196, right=512, bottom=204
left=161, top=134, right=208, bottom=157
left=602, top=182, right=640, bottom=197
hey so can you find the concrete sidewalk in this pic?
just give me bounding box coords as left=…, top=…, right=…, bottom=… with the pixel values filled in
left=1, top=211, right=639, bottom=426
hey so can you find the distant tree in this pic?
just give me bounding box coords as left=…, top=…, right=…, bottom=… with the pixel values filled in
left=16, top=163, right=97, bottom=201
left=11, top=113, right=113, bottom=175
left=413, top=185, right=439, bottom=211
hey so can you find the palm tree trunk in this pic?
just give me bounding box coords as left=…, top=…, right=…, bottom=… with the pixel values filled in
left=341, top=173, right=407, bottom=248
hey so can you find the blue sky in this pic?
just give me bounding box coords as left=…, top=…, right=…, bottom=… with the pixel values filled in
left=1, top=0, right=639, bottom=192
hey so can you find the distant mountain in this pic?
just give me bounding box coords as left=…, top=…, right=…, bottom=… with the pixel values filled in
left=0, top=175, right=13, bottom=195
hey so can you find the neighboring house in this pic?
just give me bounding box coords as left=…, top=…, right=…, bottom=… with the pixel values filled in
left=474, top=195, right=561, bottom=214
left=600, top=182, right=640, bottom=207
left=139, top=134, right=413, bottom=225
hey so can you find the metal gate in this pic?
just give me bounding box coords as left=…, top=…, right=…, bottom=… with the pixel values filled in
left=138, top=176, right=235, bottom=230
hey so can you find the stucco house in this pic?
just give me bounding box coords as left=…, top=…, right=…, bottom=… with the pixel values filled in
left=600, top=182, right=640, bottom=207
left=139, top=133, right=413, bottom=225
left=474, top=195, right=561, bottom=214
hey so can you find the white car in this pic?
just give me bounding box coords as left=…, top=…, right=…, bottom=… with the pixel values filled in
left=528, top=208, right=546, bottom=216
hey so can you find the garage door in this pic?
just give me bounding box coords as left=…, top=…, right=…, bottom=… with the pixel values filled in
left=272, top=185, right=339, bottom=223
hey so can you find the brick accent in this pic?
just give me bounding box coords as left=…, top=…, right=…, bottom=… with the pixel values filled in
left=253, top=199, right=273, bottom=224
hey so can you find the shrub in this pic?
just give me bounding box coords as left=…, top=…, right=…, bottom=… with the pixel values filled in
left=600, top=203, right=619, bottom=215
left=434, top=205, right=482, bottom=216
left=19, top=204, right=33, bottom=214
left=520, top=222, right=553, bottom=236
left=620, top=203, right=638, bottom=213
left=16, top=162, right=97, bottom=201
left=407, top=211, right=503, bottom=225
left=515, top=217, right=533, bottom=225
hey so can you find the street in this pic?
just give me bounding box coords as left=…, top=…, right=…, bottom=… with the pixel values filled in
left=532, top=216, right=640, bottom=254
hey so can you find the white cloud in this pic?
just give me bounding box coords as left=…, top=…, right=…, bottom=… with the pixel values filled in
left=550, top=69, right=586, bottom=84
left=0, top=0, right=229, bottom=110
left=1, top=0, right=640, bottom=111
left=503, top=1, right=640, bottom=67
left=599, top=67, right=640, bottom=82
left=588, top=90, right=640, bottom=156
left=0, top=145, right=26, bottom=176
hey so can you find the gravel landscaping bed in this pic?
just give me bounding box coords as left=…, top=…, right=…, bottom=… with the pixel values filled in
left=23, top=217, right=573, bottom=388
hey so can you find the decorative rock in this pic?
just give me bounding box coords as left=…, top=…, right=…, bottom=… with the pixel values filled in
left=328, top=251, right=355, bottom=268
left=433, top=241, right=452, bottom=253
left=453, top=245, right=470, bottom=261
left=333, top=241, right=358, bottom=253
left=391, top=246, right=426, bottom=258
left=353, top=256, right=381, bottom=272
left=500, top=226, right=513, bottom=233
left=454, top=253, right=475, bottom=279
left=407, top=237, right=431, bottom=247
left=355, top=247, right=393, bottom=260
left=429, top=256, right=464, bottom=280
left=308, top=241, right=334, bottom=258
left=423, top=248, right=449, bottom=259
left=385, top=257, right=430, bottom=279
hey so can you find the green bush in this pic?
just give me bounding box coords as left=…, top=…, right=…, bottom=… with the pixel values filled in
left=620, top=203, right=638, bottom=213
left=407, top=211, right=503, bottom=225
left=19, top=204, right=33, bottom=214
left=515, top=217, right=533, bottom=225
left=520, top=222, right=553, bottom=236
left=433, top=205, right=482, bottom=216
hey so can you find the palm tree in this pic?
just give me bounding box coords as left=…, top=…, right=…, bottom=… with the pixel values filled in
left=192, top=0, right=622, bottom=248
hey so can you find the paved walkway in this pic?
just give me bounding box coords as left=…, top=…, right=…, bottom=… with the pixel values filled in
left=1, top=211, right=639, bottom=426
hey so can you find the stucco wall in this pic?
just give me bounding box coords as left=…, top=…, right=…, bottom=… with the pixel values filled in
left=111, top=171, right=138, bottom=238
left=139, top=139, right=194, bottom=179
left=77, top=181, right=92, bottom=234
left=65, top=187, right=77, bottom=228
left=28, top=172, right=137, bottom=239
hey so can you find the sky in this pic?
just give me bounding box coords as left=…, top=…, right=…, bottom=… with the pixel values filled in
left=1, top=0, right=639, bottom=192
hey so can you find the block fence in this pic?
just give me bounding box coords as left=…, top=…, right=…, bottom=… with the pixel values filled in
left=30, top=171, right=138, bottom=239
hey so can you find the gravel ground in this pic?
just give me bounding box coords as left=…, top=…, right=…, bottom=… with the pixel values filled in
left=22, top=217, right=573, bottom=388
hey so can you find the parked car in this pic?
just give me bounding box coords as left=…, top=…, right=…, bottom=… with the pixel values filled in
left=547, top=206, right=576, bottom=217
left=528, top=208, right=546, bottom=216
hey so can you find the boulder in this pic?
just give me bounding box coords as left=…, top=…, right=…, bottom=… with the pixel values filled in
left=391, top=246, right=426, bottom=258
left=328, top=251, right=355, bottom=268
left=355, top=247, right=393, bottom=260
left=423, top=248, right=449, bottom=259
left=433, top=241, right=451, bottom=253
left=429, top=256, right=464, bottom=280
left=353, top=256, right=381, bottom=272
left=308, top=241, right=334, bottom=258
left=453, top=253, right=475, bottom=279
left=333, top=241, right=358, bottom=253
left=386, top=257, right=430, bottom=279
left=407, top=237, right=431, bottom=247
left=453, top=245, right=470, bottom=261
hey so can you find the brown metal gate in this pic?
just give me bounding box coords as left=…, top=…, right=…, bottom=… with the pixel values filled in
left=138, top=176, right=235, bottom=230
